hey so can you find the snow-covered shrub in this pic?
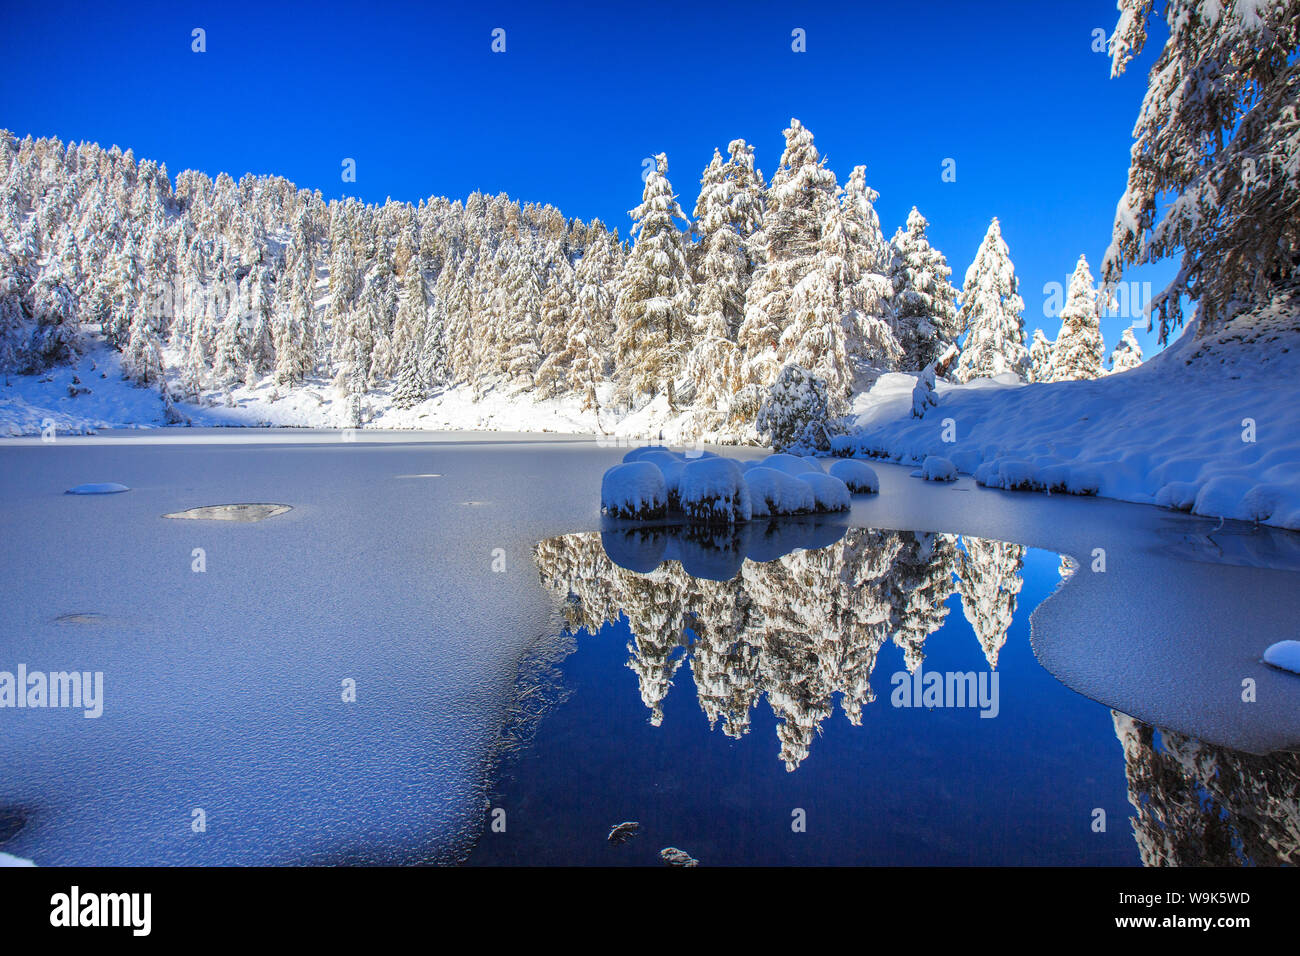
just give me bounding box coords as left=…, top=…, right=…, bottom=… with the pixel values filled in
left=915, top=456, right=957, bottom=482
left=623, top=445, right=681, bottom=464
left=974, top=458, right=1100, bottom=496
left=829, top=459, right=879, bottom=494
left=800, top=456, right=825, bottom=471
left=679, top=457, right=751, bottom=525
left=601, top=461, right=668, bottom=520
left=760, top=453, right=819, bottom=476
left=746, top=466, right=815, bottom=517
left=638, top=450, right=686, bottom=509
left=796, top=472, right=851, bottom=512
left=756, top=364, right=830, bottom=453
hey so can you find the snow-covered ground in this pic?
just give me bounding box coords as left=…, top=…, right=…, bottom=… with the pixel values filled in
left=0, top=338, right=708, bottom=442
left=843, top=304, right=1300, bottom=531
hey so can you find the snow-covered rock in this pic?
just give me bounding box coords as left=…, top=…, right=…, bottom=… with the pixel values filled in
left=601, top=462, right=668, bottom=520
left=796, top=472, right=851, bottom=512
left=1263, top=640, right=1300, bottom=676
left=828, top=459, right=879, bottom=494
left=746, top=466, right=815, bottom=517
left=679, top=457, right=751, bottom=525
left=914, top=456, right=957, bottom=482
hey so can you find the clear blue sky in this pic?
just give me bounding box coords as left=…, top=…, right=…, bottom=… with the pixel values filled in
left=0, top=0, right=1174, bottom=357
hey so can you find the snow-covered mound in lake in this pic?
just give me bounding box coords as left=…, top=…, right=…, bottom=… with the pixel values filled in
left=838, top=298, right=1300, bottom=530
left=602, top=449, right=860, bottom=526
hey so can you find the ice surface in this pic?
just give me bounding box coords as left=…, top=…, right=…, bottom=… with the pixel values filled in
left=1, top=429, right=1297, bottom=868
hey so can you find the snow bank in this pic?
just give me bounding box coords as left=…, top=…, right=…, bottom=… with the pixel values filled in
left=913, top=456, right=957, bottom=482
left=796, top=472, right=851, bottom=512
left=679, top=457, right=752, bottom=525
left=837, top=302, right=1300, bottom=530
left=1263, top=640, right=1300, bottom=675
left=600, top=462, right=667, bottom=520
left=828, top=459, right=879, bottom=494
left=746, top=466, right=815, bottom=517
left=0, top=853, right=35, bottom=867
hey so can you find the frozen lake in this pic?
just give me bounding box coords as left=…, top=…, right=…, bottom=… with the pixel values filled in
left=0, top=430, right=1297, bottom=865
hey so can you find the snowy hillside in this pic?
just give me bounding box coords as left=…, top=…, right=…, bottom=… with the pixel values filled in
left=839, top=295, right=1300, bottom=531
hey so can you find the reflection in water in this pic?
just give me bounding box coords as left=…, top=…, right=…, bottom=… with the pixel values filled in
left=524, top=526, right=1300, bottom=866
left=535, top=526, right=1024, bottom=771
left=1112, top=711, right=1300, bottom=865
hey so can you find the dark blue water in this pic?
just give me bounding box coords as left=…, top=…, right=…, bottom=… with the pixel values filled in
left=470, top=529, right=1146, bottom=866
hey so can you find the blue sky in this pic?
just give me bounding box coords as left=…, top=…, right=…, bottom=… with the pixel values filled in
left=0, top=0, right=1174, bottom=356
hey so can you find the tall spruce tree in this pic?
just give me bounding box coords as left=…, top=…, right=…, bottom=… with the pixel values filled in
left=953, top=218, right=1029, bottom=382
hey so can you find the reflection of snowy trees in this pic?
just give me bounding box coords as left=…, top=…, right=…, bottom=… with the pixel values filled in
left=535, top=528, right=1029, bottom=770
left=1112, top=711, right=1300, bottom=866
left=956, top=538, right=1025, bottom=668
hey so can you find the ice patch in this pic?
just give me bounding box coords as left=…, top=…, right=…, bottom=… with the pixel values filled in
left=66, top=482, right=129, bottom=495
left=163, top=503, right=292, bottom=522
left=1263, top=640, right=1300, bottom=675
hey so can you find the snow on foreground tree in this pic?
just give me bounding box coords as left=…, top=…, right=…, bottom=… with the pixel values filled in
left=1107, top=326, right=1144, bottom=373
left=614, top=153, right=691, bottom=410
left=1050, top=254, right=1105, bottom=382
left=737, top=119, right=838, bottom=391
left=684, top=141, right=763, bottom=433
left=1104, top=0, right=1300, bottom=345
left=1028, top=328, right=1054, bottom=382
left=953, top=217, right=1028, bottom=382
left=888, top=208, right=960, bottom=371
left=756, top=364, right=831, bottom=453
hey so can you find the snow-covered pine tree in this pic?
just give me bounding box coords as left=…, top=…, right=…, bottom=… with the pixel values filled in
left=1105, top=0, right=1300, bottom=343
left=1028, top=328, right=1054, bottom=383
left=755, top=363, right=831, bottom=453
left=782, top=167, right=901, bottom=411
left=684, top=148, right=750, bottom=429
left=532, top=258, right=578, bottom=399
left=953, top=218, right=1028, bottom=382
left=888, top=208, right=960, bottom=371
left=614, top=153, right=690, bottom=409
left=1108, top=325, right=1144, bottom=373
left=1050, top=254, right=1105, bottom=381
left=738, top=119, right=837, bottom=390
left=391, top=264, right=428, bottom=408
